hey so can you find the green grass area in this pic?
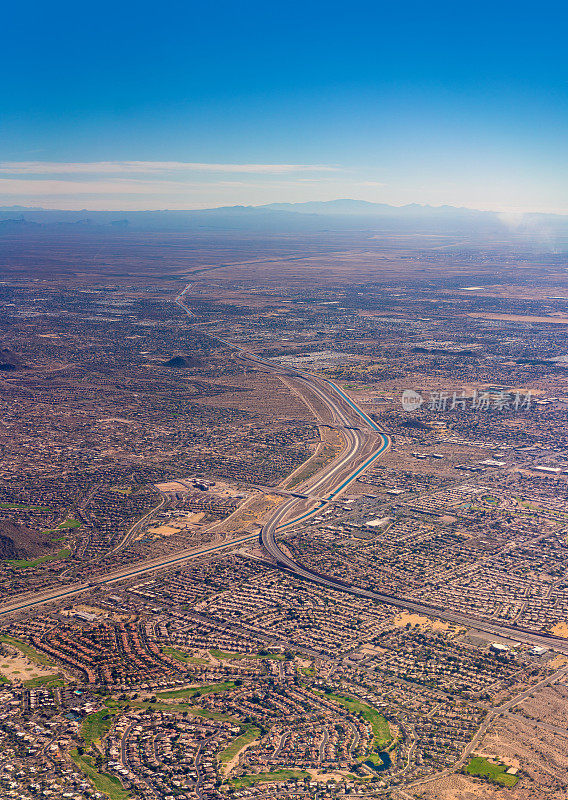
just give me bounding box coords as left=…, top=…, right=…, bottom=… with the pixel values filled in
left=300, top=666, right=316, bottom=676
left=230, top=769, right=308, bottom=788
left=105, top=698, right=240, bottom=724
left=465, top=757, right=519, bottom=787
left=55, top=518, right=81, bottom=529
left=161, top=646, right=209, bottom=665
left=0, top=635, right=56, bottom=667
left=23, top=673, right=64, bottom=688
left=210, top=649, right=284, bottom=661
left=257, top=652, right=286, bottom=661
left=323, top=692, right=391, bottom=751
left=514, top=497, right=540, bottom=511
left=71, top=750, right=131, bottom=800
left=7, top=547, right=72, bottom=569
left=210, top=649, right=244, bottom=660
left=219, top=724, right=261, bottom=764
left=0, top=503, right=51, bottom=511
left=158, top=681, right=236, bottom=699
left=0, top=674, right=10, bottom=684
left=81, top=708, right=120, bottom=746
left=38, top=518, right=81, bottom=537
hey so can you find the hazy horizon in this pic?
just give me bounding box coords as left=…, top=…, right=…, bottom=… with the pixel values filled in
left=0, top=162, right=566, bottom=214
left=2, top=193, right=568, bottom=217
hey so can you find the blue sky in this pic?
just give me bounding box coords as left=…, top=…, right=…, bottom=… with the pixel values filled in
left=1, top=0, right=567, bottom=211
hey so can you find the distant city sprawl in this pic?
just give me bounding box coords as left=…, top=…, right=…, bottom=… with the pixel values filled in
left=0, top=226, right=568, bottom=800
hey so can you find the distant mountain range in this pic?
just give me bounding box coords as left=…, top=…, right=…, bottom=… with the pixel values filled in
left=264, top=199, right=496, bottom=217
left=0, top=200, right=567, bottom=247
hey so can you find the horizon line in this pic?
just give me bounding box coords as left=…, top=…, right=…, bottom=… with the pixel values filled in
left=1, top=199, right=568, bottom=217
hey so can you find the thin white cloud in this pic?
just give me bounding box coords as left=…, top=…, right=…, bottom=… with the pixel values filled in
left=0, top=178, right=193, bottom=195
left=0, top=164, right=394, bottom=211
left=0, top=161, right=338, bottom=175
left=0, top=177, right=343, bottom=196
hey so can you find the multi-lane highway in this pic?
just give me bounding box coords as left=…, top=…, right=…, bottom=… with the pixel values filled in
left=256, top=372, right=568, bottom=653
left=175, top=285, right=392, bottom=531
left=176, top=289, right=568, bottom=655
left=3, top=285, right=568, bottom=655
left=0, top=531, right=261, bottom=617
left=0, top=315, right=387, bottom=618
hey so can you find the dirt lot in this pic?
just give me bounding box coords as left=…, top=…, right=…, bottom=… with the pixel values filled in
left=392, top=611, right=464, bottom=636
left=466, top=313, right=568, bottom=324
left=0, top=648, right=56, bottom=683
left=192, top=371, right=318, bottom=421
left=220, top=493, right=284, bottom=535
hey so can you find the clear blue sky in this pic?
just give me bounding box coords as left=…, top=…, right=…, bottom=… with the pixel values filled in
left=1, top=0, right=567, bottom=211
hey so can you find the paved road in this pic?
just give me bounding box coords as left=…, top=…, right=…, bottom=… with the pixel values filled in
left=273, top=731, right=289, bottom=758
left=238, top=322, right=568, bottom=654
left=120, top=721, right=135, bottom=768
left=0, top=532, right=260, bottom=616
left=348, top=722, right=360, bottom=754
left=319, top=726, right=329, bottom=761
left=505, top=710, right=568, bottom=739
left=109, top=493, right=167, bottom=554
left=262, top=486, right=568, bottom=653
left=3, top=284, right=568, bottom=662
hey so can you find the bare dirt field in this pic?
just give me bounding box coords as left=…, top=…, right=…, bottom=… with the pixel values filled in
left=392, top=611, right=464, bottom=636
left=0, top=648, right=56, bottom=683
left=192, top=371, right=320, bottom=421
left=283, top=426, right=345, bottom=491
left=220, top=493, right=284, bottom=535
left=515, top=683, right=568, bottom=730
left=466, top=313, right=568, bottom=324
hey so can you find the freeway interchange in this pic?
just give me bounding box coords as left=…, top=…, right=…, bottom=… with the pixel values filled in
left=2, top=285, right=568, bottom=656
left=254, top=368, right=568, bottom=655
left=176, top=288, right=568, bottom=654
left=172, top=290, right=568, bottom=654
